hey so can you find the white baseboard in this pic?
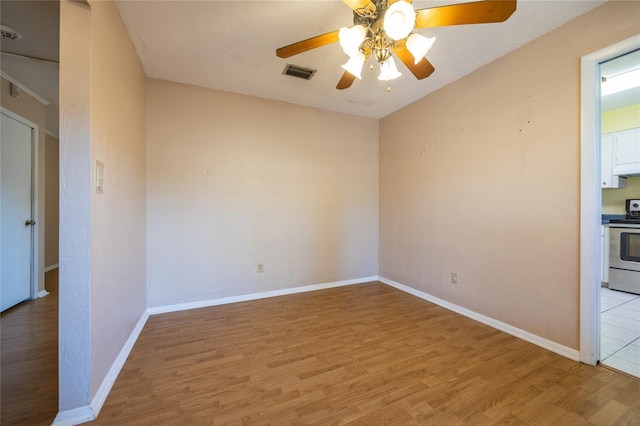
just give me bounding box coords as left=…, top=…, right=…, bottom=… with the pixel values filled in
left=147, top=276, right=379, bottom=315
left=37, top=289, right=50, bottom=298
left=90, top=310, right=150, bottom=416
left=44, top=263, right=59, bottom=272
left=54, top=275, right=579, bottom=425
left=53, top=276, right=376, bottom=424
left=379, top=276, right=580, bottom=362
left=53, top=310, right=150, bottom=426
left=52, top=405, right=95, bottom=426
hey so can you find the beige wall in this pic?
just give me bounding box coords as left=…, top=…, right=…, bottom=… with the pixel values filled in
left=379, top=1, right=640, bottom=350
left=89, top=0, right=147, bottom=397
left=45, top=133, right=59, bottom=268
left=1, top=76, right=46, bottom=295
left=146, top=79, right=379, bottom=307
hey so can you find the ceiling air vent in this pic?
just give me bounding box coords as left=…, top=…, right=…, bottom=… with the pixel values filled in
left=283, top=64, right=316, bottom=80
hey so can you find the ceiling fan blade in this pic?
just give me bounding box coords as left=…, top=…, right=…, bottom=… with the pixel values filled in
left=276, top=30, right=340, bottom=58
left=415, top=0, right=517, bottom=28
left=336, top=71, right=357, bottom=90
left=393, top=45, right=435, bottom=80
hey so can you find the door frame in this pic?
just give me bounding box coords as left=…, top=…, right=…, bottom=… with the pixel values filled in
left=579, top=34, right=640, bottom=365
left=1, top=106, right=39, bottom=301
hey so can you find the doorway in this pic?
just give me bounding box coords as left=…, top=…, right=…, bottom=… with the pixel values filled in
left=0, top=109, right=36, bottom=312
left=598, top=49, right=640, bottom=377
left=0, top=0, right=60, bottom=421
left=579, top=35, right=640, bottom=372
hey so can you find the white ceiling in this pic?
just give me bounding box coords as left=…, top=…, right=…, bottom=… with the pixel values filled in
left=0, top=0, right=59, bottom=134
left=115, top=0, right=607, bottom=119
left=2, top=0, right=636, bottom=135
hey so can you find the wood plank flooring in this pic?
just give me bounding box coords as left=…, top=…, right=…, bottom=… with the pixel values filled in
left=1, top=269, right=58, bottom=426
left=94, top=282, right=640, bottom=425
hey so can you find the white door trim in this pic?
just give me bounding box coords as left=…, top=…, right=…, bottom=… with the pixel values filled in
left=1, top=107, right=40, bottom=301
left=579, top=34, right=640, bottom=365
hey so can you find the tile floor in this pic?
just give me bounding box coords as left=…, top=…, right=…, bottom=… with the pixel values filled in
left=600, top=287, right=640, bottom=378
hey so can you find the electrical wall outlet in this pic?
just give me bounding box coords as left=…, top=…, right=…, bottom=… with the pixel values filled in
left=451, top=272, right=458, bottom=284
left=257, top=263, right=264, bottom=273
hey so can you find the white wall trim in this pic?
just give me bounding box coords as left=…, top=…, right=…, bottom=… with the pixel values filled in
left=579, top=34, right=640, bottom=366
left=55, top=275, right=582, bottom=425
left=379, top=276, right=580, bottom=362
left=37, top=289, right=50, bottom=298
left=52, top=311, right=149, bottom=425
left=89, top=311, right=150, bottom=417
left=45, top=263, right=59, bottom=272
left=0, top=71, right=50, bottom=106
left=148, top=276, right=379, bottom=315
left=52, top=405, right=95, bottom=426
left=53, top=277, right=375, bottom=424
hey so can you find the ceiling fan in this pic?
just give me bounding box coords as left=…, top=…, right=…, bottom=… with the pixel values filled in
left=276, top=0, right=517, bottom=90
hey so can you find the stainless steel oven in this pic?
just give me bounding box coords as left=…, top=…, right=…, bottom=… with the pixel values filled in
left=608, top=199, right=640, bottom=294
left=609, top=222, right=640, bottom=294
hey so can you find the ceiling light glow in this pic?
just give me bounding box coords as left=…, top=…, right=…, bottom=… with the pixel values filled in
left=601, top=68, right=640, bottom=96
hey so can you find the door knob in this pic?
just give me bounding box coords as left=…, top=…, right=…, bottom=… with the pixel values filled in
left=25, top=219, right=36, bottom=226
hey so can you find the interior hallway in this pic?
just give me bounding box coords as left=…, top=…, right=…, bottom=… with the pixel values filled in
left=1, top=269, right=58, bottom=425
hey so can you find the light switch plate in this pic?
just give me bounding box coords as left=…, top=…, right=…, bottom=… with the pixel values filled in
left=95, top=160, right=104, bottom=193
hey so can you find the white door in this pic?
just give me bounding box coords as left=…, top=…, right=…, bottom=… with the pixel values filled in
left=1, top=112, right=34, bottom=312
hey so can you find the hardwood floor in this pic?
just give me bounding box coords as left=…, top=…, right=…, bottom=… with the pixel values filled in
left=1, top=269, right=58, bottom=426
left=94, top=282, right=640, bottom=425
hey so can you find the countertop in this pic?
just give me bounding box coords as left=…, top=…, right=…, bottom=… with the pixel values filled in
left=602, top=214, right=626, bottom=224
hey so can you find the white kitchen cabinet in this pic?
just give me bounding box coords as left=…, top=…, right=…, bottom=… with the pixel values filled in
left=613, top=127, right=640, bottom=176
left=601, top=134, right=627, bottom=188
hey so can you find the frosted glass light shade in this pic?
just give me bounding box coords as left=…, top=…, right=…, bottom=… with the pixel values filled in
left=406, top=33, right=435, bottom=64
left=342, top=51, right=365, bottom=79
left=384, top=1, right=415, bottom=41
left=339, top=25, right=366, bottom=57
left=378, top=57, right=402, bottom=81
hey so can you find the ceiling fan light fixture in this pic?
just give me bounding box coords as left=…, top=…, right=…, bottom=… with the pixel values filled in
left=275, top=0, right=518, bottom=91
left=378, top=56, right=402, bottom=81
left=342, top=51, right=365, bottom=79
left=383, top=1, right=416, bottom=41
left=406, top=33, right=435, bottom=64
left=339, top=25, right=366, bottom=57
